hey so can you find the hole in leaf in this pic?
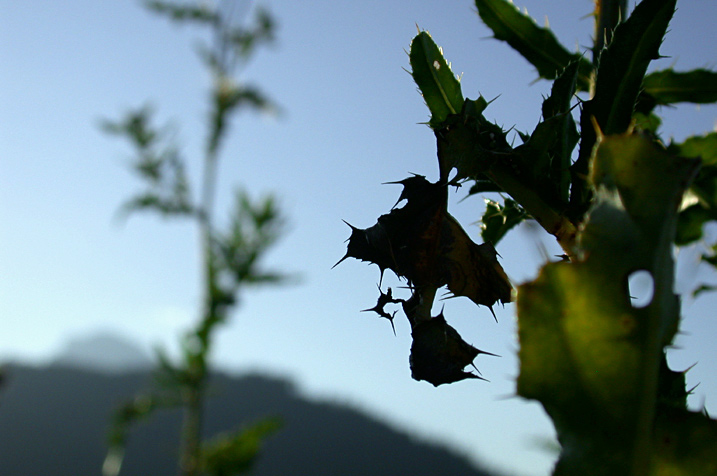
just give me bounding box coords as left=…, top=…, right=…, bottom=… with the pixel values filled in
left=628, top=270, right=654, bottom=308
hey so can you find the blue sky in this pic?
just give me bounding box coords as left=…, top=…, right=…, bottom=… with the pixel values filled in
left=2, top=1, right=716, bottom=475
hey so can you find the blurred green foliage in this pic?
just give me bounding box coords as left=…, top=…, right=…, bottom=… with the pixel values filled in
left=101, top=2, right=283, bottom=475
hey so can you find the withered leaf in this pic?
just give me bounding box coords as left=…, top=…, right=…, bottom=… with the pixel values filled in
left=439, top=215, right=512, bottom=318
left=409, top=311, right=496, bottom=386
left=335, top=176, right=446, bottom=287
left=338, top=175, right=512, bottom=313
left=333, top=220, right=394, bottom=282
left=338, top=175, right=511, bottom=385
left=361, top=286, right=402, bottom=335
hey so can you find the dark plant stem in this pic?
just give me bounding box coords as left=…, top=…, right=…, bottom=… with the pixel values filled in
left=592, top=0, right=627, bottom=78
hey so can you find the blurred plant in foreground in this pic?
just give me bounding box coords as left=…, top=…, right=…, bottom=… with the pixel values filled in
left=100, top=2, right=284, bottom=475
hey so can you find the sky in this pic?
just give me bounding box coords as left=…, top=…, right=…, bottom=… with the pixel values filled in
left=2, top=1, right=716, bottom=475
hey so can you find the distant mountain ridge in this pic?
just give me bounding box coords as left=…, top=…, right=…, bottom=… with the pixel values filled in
left=50, top=332, right=153, bottom=373
left=0, top=363, right=496, bottom=476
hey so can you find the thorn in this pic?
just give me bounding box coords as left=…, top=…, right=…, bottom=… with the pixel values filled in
left=470, top=362, right=483, bottom=376
left=477, top=348, right=500, bottom=358
left=488, top=306, right=498, bottom=323
left=341, top=219, right=358, bottom=231
left=681, top=362, right=698, bottom=374
left=590, top=116, right=604, bottom=141
left=470, top=372, right=489, bottom=382
left=331, top=253, right=349, bottom=269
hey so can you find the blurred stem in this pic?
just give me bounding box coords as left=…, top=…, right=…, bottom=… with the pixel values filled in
left=179, top=380, right=204, bottom=476
left=179, top=111, right=224, bottom=476
left=177, top=2, right=251, bottom=472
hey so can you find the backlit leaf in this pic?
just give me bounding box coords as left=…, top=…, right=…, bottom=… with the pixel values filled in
left=518, top=133, right=700, bottom=473
left=409, top=31, right=464, bottom=128
left=480, top=198, right=529, bottom=246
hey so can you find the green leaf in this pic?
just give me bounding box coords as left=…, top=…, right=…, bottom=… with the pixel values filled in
left=467, top=175, right=504, bottom=195
left=642, top=68, right=717, bottom=106
left=409, top=31, right=464, bottom=128
left=632, top=112, right=662, bottom=135
left=518, top=133, right=700, bottom=474
left=542, top=63, right=581, bottom=201
left=144, top=1, right=219, bottom=24
left=588, top=0, right=676, bottom=135
left=668, top=133, right=717, bottom=167
left=474, top=0, right=592, bottom=91
left=216, top=190, right=285, bottom=287
left=209, top=81, right=276, bottom=155
left=675, top=204, right=713, bottom=246
left=228, top=8, right=275, bottom=59
left=692, top=283, right=717, bottom=298
left=480, top=198, right=529, bottom=245
left=509, top=61, right=579, bottom=209
left=201, top=417, right=282, bottom=476
left=435, top=100, right=511, bottom=183
left=670, top=133, right=717, bottom=245
left=574, top=0, right=677, bottom=219
left=652, top=407, right=717, bottom=475
left=435, top=107, right=577, bottom=253
left=521, top=59, right=580, bottom=205
left=100, top=105, right=158, bottom=150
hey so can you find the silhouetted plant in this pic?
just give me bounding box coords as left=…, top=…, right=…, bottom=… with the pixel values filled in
left=101, top=2, right=283, bottom=475
left=338, top=0, right=717, bottom=474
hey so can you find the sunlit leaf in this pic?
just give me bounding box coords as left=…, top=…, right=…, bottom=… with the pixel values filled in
left=409, top=31, right=464, bottom=128
left=480, top=198, right=529, bottom=245
left=518, top=133, right=700, bottom=473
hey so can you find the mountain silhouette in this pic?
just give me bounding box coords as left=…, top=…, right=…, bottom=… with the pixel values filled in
left=0, top=362, right=495, bottom=476
left=50, top=332, right=153, bottom=373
